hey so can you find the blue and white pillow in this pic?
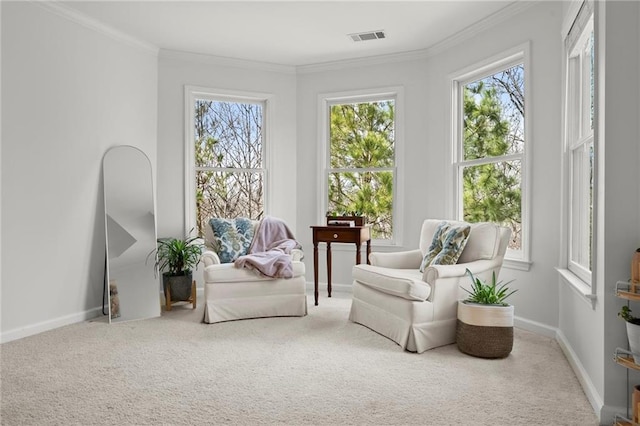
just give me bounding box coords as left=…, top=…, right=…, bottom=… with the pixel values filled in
left=208, top=218, right=256, bottom=264
left=431, top=224, right=470, bottom=265
left=419, top=221, right=471, bottom=272
left=419, top=221, right=449, bottom=272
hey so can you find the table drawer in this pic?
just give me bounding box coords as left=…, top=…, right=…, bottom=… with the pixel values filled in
left=315, top=229, right=357, bottom=243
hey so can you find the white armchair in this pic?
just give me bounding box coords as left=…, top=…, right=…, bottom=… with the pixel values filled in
left=349, top=219, right=510, bottom=353
left=201, top=217, right=308, bottom=324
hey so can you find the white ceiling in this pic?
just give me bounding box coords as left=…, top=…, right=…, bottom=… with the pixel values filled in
left=60, top=1, right=516, bottom=66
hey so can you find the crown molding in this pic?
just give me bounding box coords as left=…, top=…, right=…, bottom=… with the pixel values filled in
left=32, top=0, right=159, bottom=56
left=425, top=1, right=538, bottom=58
left=297, top=0, right=539, bottom=74
left=159, top=49, right=296, bottom=74
left=31, top=0, right=539, bottom=75
left=296, top=49, right=430, bottom=74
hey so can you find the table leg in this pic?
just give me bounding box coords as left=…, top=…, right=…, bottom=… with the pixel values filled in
left=327, top=242, right=332, bottom=298
left=313, top=242, right=319, bottom=306
left=366, top=239, right=371, bottom=265
left=355, top=242, right=362, bottom=264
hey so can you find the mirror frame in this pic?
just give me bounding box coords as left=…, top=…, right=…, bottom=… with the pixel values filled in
left=102, top=145, right=160, bottom=323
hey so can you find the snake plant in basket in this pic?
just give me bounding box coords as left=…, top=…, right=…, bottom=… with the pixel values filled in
left=463, top=269, right=517, bottom=305
left=456, top=269, right=517, bottom=358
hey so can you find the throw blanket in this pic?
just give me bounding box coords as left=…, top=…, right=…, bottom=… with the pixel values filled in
left=234, top=216, right=301, bottom=278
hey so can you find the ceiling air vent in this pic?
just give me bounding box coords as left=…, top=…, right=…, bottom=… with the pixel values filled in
left=349, top=30, right=386, bottom=42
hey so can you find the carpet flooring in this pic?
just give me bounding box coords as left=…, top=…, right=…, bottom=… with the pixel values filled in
left=1, top=293, right=598, bottom=425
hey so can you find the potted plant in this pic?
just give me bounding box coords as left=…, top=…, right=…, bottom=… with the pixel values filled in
left=154, top=235, right=203, bottom=310
left=456, top=269, right=517, bottom=358
left=619, top=305, right=640, bottom=363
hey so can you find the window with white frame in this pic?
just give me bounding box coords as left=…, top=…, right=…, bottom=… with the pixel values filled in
left=185, top=88, right=267, bottom=237
left=323, top=91, right=399, bottom=242
left=565, top=3, right=594, bottom=284
left=453, top=52, right=527, bottom=261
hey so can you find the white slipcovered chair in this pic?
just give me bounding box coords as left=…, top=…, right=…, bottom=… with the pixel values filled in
left=200, top=217, right=308, bottom=324
left=349, top=219, right=511, bottom=353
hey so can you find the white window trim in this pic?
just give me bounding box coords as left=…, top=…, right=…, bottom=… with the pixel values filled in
left=567, top=20, right=594, bottom=286
left=449, top=43, right=532, bottom=270
left=317, top=86, right=404, bottom=246
left=559, top=1, right=597, bottom=301
left=184, top=85, right=273, bottom=235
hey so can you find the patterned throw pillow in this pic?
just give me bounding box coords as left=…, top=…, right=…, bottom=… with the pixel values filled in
left=419, top=221, right=449, bottom=272
left=419, top=221, right=471, bottom=271
left=431, top=224, right=470, bottom=265
left=208, top=218, right=257, bottom=264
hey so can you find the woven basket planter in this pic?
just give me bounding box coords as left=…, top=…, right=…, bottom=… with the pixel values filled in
left=456, top=301, right=514, bottom=359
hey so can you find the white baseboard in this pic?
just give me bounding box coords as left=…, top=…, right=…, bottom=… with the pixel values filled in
left=509, top=316, right=603, bottom=423
left=514, top=315, right=557, bottom=338
left=2, top=288, right=209, bottom=344
left=1, top=306, right=104, bottom=344
left=305, top=281, right=353, bottom=295
left=555, top=329, right=604, bottom=424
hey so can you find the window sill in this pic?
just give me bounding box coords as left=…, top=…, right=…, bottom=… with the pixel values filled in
left=557, top=267, right=597, bottom=306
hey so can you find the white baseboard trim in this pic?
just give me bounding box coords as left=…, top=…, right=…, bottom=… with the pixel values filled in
left=2, top=288, right=209, bottom=344
left=514, top=317, right=602, bottom=423
left=555, top=329, right=604, bottom=423
left=305, top=281, right=353, bottom=295
left=514, top=315, right=557, bottom=338
left=1, top=306, right=104, bottom=344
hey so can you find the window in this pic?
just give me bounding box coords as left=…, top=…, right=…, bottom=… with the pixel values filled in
left=565, top=4, right=594, bottom=284
left=453, top=51, right=527, bottom=262
left=322, top=90, right=400, bottom=242
left=185, top=87, right=267, bottom=237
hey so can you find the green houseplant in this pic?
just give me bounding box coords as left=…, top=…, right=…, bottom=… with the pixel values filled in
left=462, top=269, right=517, bottom=305
left=154, top=235, right=203, bottom=310
left=456, top=269, right=517, bottom=358
left=619, top=305, right=640, bottom=363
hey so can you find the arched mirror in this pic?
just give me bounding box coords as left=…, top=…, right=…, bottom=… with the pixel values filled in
left=103, top=146, right=160, bottom=323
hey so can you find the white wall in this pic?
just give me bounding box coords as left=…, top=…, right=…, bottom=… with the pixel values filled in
left=557, top=1, right=640, bottom=421
left=600, top=3, right=640, bottom=418
left=296, top=2, right=563, bottom=328
left=0, top=2, right=158, bottom=342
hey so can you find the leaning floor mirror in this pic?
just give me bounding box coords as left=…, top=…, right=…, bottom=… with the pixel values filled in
left=103, top=145, right=160, bottom=323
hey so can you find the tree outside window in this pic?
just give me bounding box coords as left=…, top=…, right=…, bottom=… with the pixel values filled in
left=193, top=99, right=265, bottom=236
left=457, top=62, right=525, bottom=253
left=328, top=99, right=395, bottom=240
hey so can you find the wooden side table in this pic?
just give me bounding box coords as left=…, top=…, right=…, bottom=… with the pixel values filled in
left=310, top=225, right=371, bottom=306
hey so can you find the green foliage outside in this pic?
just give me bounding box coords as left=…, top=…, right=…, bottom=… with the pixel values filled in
left=328, top=101, right=395, bottom=239
left=462, top=65, right=524, bottom=249
left=194, top=100, right=264, bottom=236
left=191, top=70, right=523, bottom=246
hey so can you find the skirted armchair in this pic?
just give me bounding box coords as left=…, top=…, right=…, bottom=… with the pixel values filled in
left=200, top=216, right=307, bottom=324
left=349, top=219, right=511, bottom=353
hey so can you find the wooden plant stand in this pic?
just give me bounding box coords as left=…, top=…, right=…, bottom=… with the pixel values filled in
left=165, top=280, right=196, bottom=311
